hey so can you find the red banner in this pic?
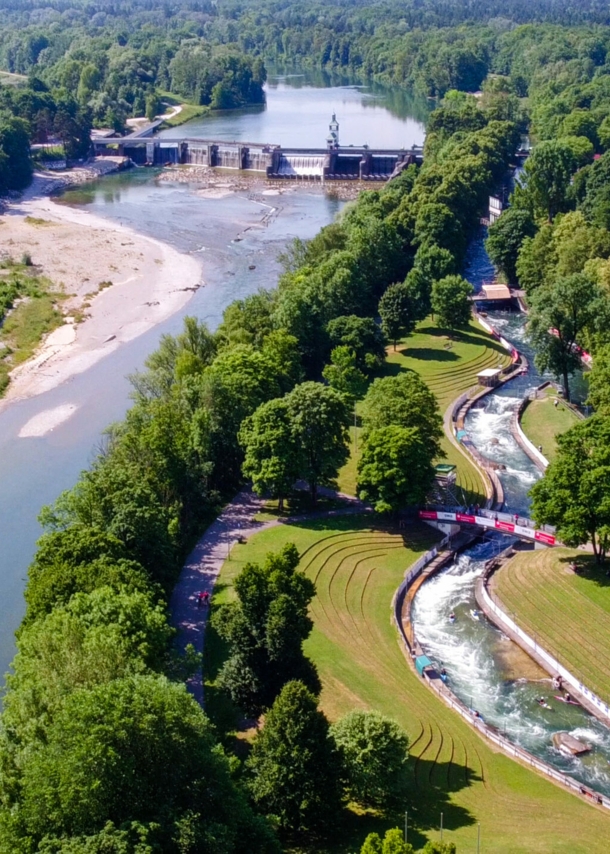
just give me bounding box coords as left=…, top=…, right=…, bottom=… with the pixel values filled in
left=419, top=510, right=438, bottom=520
left=495, top=520, right=515, bottom=533
left=456, top=513, right=476, bottom=524
left=535, top=531, right=556, bottom=545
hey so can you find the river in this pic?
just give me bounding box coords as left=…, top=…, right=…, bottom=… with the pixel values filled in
left=412, top=231, right=610, bottom=797
left=0, top=71, right=427, bottom=680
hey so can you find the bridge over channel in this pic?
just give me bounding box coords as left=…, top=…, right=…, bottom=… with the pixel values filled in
left=92, top=113, right=423, bottom=181
left=419, top=508, right=558, bottom=546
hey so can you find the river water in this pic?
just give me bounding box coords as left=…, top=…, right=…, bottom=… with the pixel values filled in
left=412, top=230, right=610, bottom=796
left=0, top=73, right=427, bottom=680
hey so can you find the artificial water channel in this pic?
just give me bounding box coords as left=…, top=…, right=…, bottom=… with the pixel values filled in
left=412, top=234, right=610, bottom=797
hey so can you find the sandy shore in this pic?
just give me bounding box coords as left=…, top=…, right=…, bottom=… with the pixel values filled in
left=0, top=168, right=202, bottom=414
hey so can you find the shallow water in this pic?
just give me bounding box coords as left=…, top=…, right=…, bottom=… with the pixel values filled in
left=0, top=72, right=426, bottom=680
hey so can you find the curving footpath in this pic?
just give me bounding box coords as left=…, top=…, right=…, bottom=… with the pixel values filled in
left=170, top=488, right=368, bottom=704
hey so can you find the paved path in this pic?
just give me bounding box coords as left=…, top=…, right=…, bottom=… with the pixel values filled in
left=170, top=488, right=367, bottom=705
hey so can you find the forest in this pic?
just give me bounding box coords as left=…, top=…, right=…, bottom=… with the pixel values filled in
left=4, top=0, right=610, bottom=851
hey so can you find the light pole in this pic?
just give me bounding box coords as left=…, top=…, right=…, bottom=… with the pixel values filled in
left=440, top=812, right=443, bottom=842
left=477, top=822, right=481, bottom=853
left=404, top=810, right=408, bottom=844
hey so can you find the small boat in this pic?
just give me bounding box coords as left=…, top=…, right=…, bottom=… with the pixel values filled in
left=552, top=732, right=591, bottom=756
left=537, top=699, right=553, bottom=710
left=470, top=609, right=480, bottom=621
left=555, top=695, right=581, bottom=706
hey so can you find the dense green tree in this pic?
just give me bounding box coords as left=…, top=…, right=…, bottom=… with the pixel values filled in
left=0, top=115, right=32, bottom=191
left=486, top=208, right=537, bottom=284
left=431, top=275, right=473, bottom=332
left=586, top=344, right=610, bottom=414
left=530, top=416, right=610, bottom=564
left=240, top=398, right=299, bottom=511
left=361, top=833, right=384, bottom=854
left=285, top=382, right=351, bottom=503
left=382, top=829, right=415, bottom=854
left=358, top=426, right=436, bottom=514
left=215, top=545, right=317, bottom=715
left=326, top=315, right=386, bottom=373
left=379, top=282, right=418, bottom=350
left=361, top=373, right=442, bottom=459
left=247, top=681, right=342, bottom=833
left=1, top=675, right=279, bottom=853
left=24, top=525, right=152, bottom=624
left=322, top=346, right=368, bottom=403
left=515, top=223, right=557, bottom=294
left=5, top=587, right=173, bottom=743
left=522, top=140, right=575, bottom=221
left=528, top=273, right=603, bottom=400
left=331, top=711, right=410, bottom=809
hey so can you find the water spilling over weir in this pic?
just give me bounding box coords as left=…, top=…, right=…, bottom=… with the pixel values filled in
left=411, top=233, right=610, bottom=797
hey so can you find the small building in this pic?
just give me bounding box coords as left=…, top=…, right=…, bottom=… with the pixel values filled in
left=479, top=283, right=511, bottom=301
left=478, top=367, right=503, bottom=388
left=415, top=655, right=433, bottom=677
left=489, top=195, right=503, bottom=223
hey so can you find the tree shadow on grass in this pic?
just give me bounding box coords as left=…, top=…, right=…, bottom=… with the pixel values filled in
left=399, top=347, right=460, bottom=363
left=558, top=554, right=610, bottom=588
left=283, top=757, right=478, bottom=853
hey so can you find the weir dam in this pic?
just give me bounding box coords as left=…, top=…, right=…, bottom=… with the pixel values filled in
left=93, top=137, right=423, bottom=181
left=92, top=114, right=423, bottom=181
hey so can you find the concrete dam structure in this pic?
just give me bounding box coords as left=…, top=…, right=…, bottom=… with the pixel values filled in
left=92, top=114, right=424, bottom=181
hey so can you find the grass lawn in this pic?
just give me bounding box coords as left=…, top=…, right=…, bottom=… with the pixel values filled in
left=337, top=317, right=511, bottom=505
left=207, top=517, right=610, bottom=854
left=520, top=394, right=581, bottom=462
left=0, top=265, right=65, bottom=395
left=493, top=548, right=610, bottom=705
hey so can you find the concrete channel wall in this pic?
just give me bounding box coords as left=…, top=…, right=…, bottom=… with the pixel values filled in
left=478, top=579, right=610, bottom=722
left=393, top=543, right=610, bottom=811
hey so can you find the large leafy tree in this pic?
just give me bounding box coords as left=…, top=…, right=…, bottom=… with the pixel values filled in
left=4, top=587, right=173, bottom=742
left=23, top=525, right=152, bottom=624
left=431, top=275, right=473, bottom=333
left=240, top=398, right=299, bottom=511
left=528, top=273, right=603, bottom=401
left=522, top=140, right=575, bottom=221
left=379, top=282, right=418, bottom=350
left=247, top=681, right=342, bottom=834
left=285, top=382, right=351, bottom=504
left=586, top=344, right=610, bottom=414
left=361, top=373, right=443, bottom=459
left=485, top=208, right=536, bottom=284
left=1, top=675, right=279, bottom=853
left=530, top=416, right=610, bottom=564
left=322, top=346, right=368, bottom=403
left=357, top=426, right=436, bottom=514
left=326, top=315, right=386, bottom=373
left=330, top=711, right=410, bottom=810
left=214, top=545, right=318, bottom=716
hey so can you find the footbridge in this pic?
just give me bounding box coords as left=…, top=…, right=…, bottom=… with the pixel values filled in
left=419, top=508, right=557, bottom=546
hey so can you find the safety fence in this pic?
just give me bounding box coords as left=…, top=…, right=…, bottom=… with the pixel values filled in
left=394, top=543, right=610, bottom=810
left=480, top=582, right=610, bottom=722
left=418, top=508, right=557, bottom=545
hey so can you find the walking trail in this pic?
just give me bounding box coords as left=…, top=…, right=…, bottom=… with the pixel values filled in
left=170, top=488, right=367, bottom=704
